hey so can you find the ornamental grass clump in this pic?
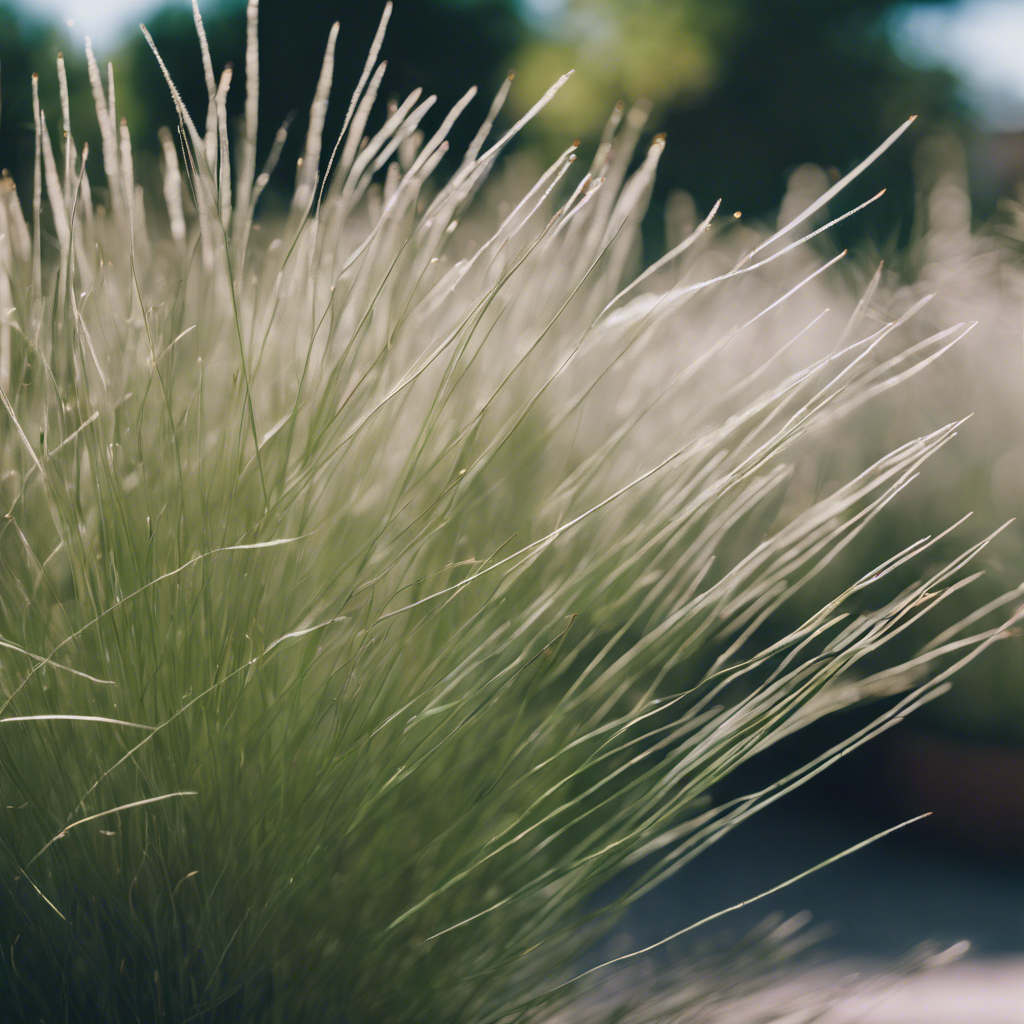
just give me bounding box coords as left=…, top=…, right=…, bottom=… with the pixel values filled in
left=0, top=3, right=1018, bottom=1021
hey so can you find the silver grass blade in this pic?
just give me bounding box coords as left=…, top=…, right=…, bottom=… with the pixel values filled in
left=370, top=96, right=436, bottom=176
left=590, top=99, right=626, bottom=177
left=383, top=72, right=566, bottom=253
left=56, top=53, right=72, bottom=211
left=460, top=70, right=515, bottom=172
left=1, top=171, right=31, bottom=261
left=0, top=714, right=155, bottom=729
left=84, top=38, right=121, bottom=217
left=421, top=144, right=581, bottom=304
left=581, top=100, right=651, bottom=263
left=107, top=62, right=116, bottom=134
left=76, top=144, right=95, bottom=262
left=232, top=0, right=260, bottom=252
left=159, top=126, right=187, bottom=247
left=426, top=72, right=576, bottom=223
left=322, top=1, right=393, bottom=202
left=248, top=113, right=293, bottom=220
left=191, top=0, right=219, bottom=167
left=216, top=64, right=233, bottom=230
left=37, top=106, right=72, bottom=332
left=30, top=74, right=42, bottom=307
left=0, top=206, right=9, bottom=392
left=140, top=26, right=205, bottom=156
left=603, top=198, right=723, bottom=313
left=38, top=108, right=70, bottom=263
left=27, top=792, right=198, bottom=872
left=142, top=26, right=220, bottom=268
left=399, top=126, right=424, bottom=169
left=600, top=133, right=665, bottom=251
left=69, top=266, right=108, bottom=389
left=835, top=258, right=886, bottom=350
left=342, top=87, right=423, bottom=202
left=382, top=156, right=401, bottom=204
left=738, top=115, right=918, bottom=268
left=293, top=21, right=340, bottom=213
left=132, top=182, right=149, bottom=252
left=602, top=186, right=884, bottom=321
left=336, top=60, right=389, bottom=190
left=591, top=135, right=665, bottom=305
left=118, top=118, right=135, bottom=235
left=313, top=64, right=400, bottom=268
left=920, top=582, right=1024, bottom=654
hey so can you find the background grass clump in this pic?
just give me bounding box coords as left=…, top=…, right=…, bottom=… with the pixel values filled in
left=0, top=3, right=1018, bottom=1021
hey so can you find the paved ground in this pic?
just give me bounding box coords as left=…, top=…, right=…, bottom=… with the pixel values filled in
left=689, top=958, right=1024, bottom=1023
left=834, top=958, right=1024, bottom=1023
left=602, top=785, right=1024, bottom=1021
left=618, top=792, right=1024, bottom=957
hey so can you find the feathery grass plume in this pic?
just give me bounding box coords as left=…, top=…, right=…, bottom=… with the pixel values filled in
left=0, top=5, right=1019, bottom=1022
left=748, top=138, right=1024, bottom=748
left=0, top=180, right=13, bottom=393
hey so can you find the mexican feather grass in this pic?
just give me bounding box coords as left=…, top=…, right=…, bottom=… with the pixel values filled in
left=0, top=3, right=1019, bottom=1020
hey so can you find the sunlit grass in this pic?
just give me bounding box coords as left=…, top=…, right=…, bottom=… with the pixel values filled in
left=0, top=2, right=1018, bottom=1020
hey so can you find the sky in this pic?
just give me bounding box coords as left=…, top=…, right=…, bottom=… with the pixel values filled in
left=892, top=0, right=1024, bottom=129
left=13, top=0, right=1024, bottom=129
left=17, top=0, right=166, bottom=46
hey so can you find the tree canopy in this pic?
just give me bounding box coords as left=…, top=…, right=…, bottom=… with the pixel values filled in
left=0, top=0, right=969, bottom=235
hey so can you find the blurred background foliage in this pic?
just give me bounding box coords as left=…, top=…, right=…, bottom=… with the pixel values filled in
left=0, top=0, right=981, bottom=243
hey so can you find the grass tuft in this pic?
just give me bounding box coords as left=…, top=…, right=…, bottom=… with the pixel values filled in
left=0, top=4, right=1018, bottom=1021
